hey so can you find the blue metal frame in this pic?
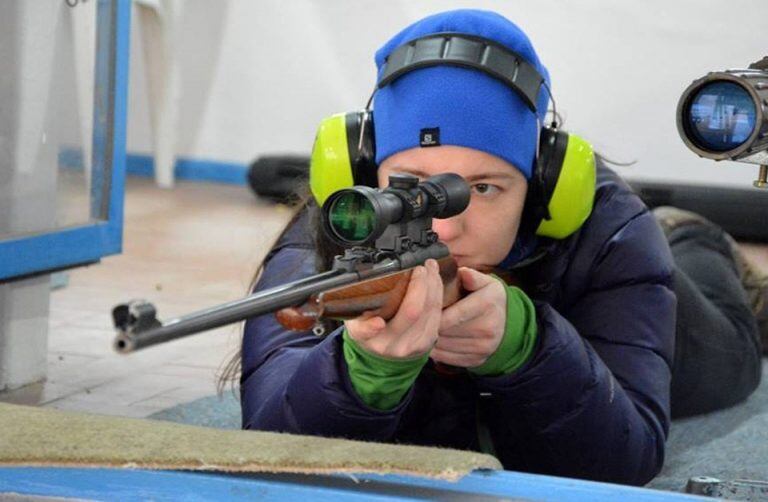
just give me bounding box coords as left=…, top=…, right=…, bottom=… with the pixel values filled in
left=0, top=0, right=131, bottom=281
left=0, top=468, right=707, bottom=501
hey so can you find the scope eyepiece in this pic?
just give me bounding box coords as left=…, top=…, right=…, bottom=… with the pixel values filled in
left=677, top=68, right=768, bottom=163
left=322, top=172, right=470, bottom=248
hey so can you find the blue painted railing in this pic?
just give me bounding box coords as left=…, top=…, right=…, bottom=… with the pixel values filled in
left=0, top=467, right=707, bottom=501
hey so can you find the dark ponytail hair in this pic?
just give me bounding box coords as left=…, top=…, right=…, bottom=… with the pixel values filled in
left=216, top=185, right=345, bottom=394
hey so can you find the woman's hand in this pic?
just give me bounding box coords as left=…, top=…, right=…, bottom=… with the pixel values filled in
left=344, top=259, right=444, bottom=360
left=431, top=267, right=507, bottom=368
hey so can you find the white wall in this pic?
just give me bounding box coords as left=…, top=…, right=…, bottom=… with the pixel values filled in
left=126, top=0, right=768, bottom=187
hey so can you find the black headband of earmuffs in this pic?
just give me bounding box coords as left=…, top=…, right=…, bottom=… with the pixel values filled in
left=377, top=33, right=547, bottom=113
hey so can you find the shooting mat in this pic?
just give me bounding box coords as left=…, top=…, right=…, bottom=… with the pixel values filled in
left=0, top=403, right=500, bottom=480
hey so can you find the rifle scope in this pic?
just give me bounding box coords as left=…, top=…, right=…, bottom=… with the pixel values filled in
left=676, top=57, right=768, bottom=187
left=323, top=173, right=470, bottom=247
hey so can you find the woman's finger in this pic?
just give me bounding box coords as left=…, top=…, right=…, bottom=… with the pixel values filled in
left=426, top=259, right=445, bottom=311
left=430, top=348, right=486, bottom=368
left=388, top=265, right=430, bottom=335
left=439, top=292, right=488, bottom=333
left=344, top=315, right=386, bottom=341
left=434, top=334, right=489, bottom=355
left=459, top=266, right=497, bottom=292
left=417, top=259, right=445, bottom=345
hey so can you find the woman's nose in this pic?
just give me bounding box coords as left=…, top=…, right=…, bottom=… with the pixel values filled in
left=432, top=216, right=463, bottom=243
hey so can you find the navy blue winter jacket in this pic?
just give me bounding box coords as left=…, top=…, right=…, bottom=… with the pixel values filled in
left=241, top=164, right=676, bottom=486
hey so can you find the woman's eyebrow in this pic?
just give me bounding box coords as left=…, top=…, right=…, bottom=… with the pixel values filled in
left=389, top=167, right=430, bottom=178
left=463, top=172, right=517, bottom=183
left=390, top=167, right=517, bottom=183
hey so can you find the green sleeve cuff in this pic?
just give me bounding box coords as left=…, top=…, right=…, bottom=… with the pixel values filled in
left=468, top=281, right=538, bottom=377
left=342, top=330, right=428, bottom=411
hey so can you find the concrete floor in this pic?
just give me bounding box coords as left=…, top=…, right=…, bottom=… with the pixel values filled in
left=0, top=176, right=294, bottom=418
left=0, top=175, right=766, bottom=421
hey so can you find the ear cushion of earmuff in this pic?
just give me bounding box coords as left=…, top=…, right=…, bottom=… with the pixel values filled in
left=346, top=112, right=378, bottom=189
left=535, top=131, right=596, bottom=239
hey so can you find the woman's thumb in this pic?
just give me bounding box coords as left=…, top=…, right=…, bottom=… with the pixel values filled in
left=459, top=267, right=493, bottom=292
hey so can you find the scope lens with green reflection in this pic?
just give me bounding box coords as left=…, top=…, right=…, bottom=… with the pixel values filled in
left=327, top=191, right=376, bottom=243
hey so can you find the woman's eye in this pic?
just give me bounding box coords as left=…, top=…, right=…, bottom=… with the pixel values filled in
left=471, top=183, right=500, bottom=196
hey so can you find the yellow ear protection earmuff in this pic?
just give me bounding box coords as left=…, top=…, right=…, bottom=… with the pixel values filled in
left=310, top=33, right=596, bottom=240
left=523, top=127, right=596, bottom=239
left=309, top=111, right=377, bottom=206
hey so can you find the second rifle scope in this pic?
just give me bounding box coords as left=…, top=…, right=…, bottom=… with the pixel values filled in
left=677, top=64, right=768, bottom=163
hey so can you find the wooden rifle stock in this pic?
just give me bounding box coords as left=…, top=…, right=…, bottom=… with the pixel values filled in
left=276, top=256, right=462, bottom=331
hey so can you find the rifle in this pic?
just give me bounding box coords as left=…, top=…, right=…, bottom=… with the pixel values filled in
left=111, top=173, right=470, bottom=354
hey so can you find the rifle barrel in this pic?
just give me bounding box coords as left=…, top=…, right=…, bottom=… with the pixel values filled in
left=114, top=269, right=356, bottom=353
left=113, top=242, right=449, bottom=354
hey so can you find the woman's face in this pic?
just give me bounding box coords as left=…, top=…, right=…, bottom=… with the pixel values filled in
left=378, top=145, right=528, bottom=273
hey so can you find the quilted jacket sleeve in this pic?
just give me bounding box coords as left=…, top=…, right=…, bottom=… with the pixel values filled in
left=239, top=209, right=411, bottom=438
left=475, top=180, right=676, bottom=486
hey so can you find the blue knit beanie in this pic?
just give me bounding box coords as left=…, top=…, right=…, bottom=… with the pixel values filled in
left=373, top=9, right=550, bottom=179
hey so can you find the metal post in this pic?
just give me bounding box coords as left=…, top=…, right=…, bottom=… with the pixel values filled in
left=754, top=164, right=768, bottom=188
